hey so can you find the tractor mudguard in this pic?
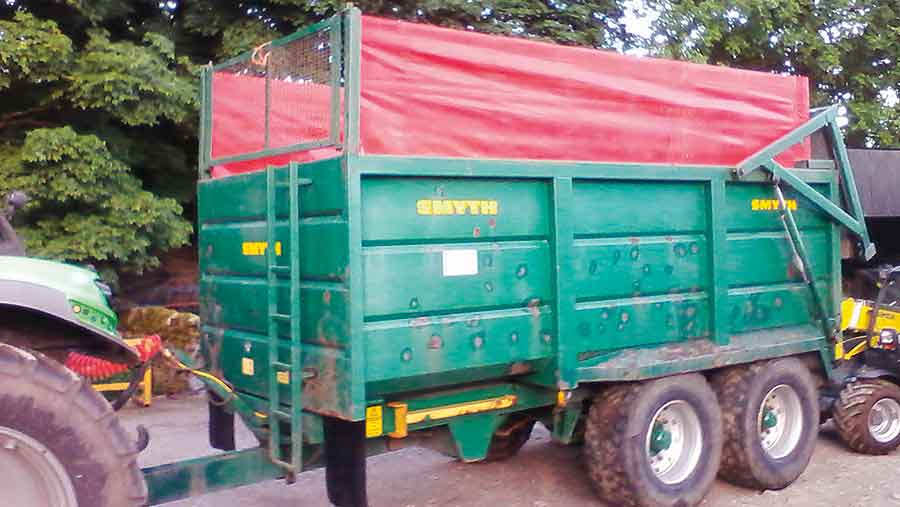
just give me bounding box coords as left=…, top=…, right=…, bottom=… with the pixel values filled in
left=0, top=279, right=138, bottom=364
left=850, top=364, right=900, bottom=384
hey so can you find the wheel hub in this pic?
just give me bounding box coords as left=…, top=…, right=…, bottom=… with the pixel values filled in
left=868, top=398, right=900, bottom=444
left=649, top=423, right=673, bottom=454
left=758, top=384, right=803, bottom=459
left=0, top=426, right=78, bottom=507
left=645, top=400, right=703, bottom=485
left=761, top=408, right=778, bottom=430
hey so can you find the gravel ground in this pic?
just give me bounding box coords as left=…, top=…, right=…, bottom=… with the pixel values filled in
left=124, top=395, right=900, bottom=507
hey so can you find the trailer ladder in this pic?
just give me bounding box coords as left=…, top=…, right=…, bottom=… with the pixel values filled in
left=265, top=162, right=313, bottom=480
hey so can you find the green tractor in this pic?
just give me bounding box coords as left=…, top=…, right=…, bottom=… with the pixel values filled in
left=0, top=191, right=148, bottom=506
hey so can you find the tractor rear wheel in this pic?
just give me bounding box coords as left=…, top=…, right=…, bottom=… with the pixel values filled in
left=834, top=379, right=900, bottom=455
left=0, top=344, right=147, bottom=507
left=584, top=374, right=723, bottom=507
left=711, top=357, right=819, bottom=490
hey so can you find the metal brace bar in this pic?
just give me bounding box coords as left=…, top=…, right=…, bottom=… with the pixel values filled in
left=736, top=106, right=838, bottom=178
left=774, top=184, right=833, bottom=340
left=763, top=161, right=865, bottom=236
left=734, top=104, right=874, bottom=260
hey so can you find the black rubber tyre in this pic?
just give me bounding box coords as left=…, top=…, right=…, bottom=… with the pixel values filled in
left=0, top=344, right=148, bottom=506
left=484, top=415, right=536, bottom=462
left=584, top=374, right=723, bottom=507
left=711, top=357, right=818, bottom=491
left=834, top=379, right=900, bottom=455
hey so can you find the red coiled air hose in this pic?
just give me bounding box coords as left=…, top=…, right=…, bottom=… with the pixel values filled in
left=65, top=334, right=162, bottom=381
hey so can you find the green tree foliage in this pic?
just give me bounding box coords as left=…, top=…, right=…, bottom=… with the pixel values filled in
left=642, top=0, right=900, bottom=147
left=175, top=1, right=635, bottom=60
left=0, top=5, right=195, bottom=276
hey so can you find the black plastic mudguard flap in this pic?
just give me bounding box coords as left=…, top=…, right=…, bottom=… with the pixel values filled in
left=208, top=391, right=236, bottom=451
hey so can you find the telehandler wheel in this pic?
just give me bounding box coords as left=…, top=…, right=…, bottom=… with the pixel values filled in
left=485, top=415, right=536, bottom=462
left=711, top=357, right=818, bottom=490
left=584, top=374, right=722, bottom=507
left=0, top=344, right=147, bottom=507
left=834, top=379, right=900, bottom=455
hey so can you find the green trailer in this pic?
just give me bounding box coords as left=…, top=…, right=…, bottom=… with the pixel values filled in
left=0, top=8, right=879, bottom=507
left=149, top=8, right=875, bottom=507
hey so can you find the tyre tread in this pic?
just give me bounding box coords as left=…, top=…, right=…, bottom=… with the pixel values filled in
left=0, top=344, right=148, bottom=506
left=834, top=379, right=900, bottom=455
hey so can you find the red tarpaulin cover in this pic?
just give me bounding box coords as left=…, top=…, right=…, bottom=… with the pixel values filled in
left=211, top=15, right=809, bottom=177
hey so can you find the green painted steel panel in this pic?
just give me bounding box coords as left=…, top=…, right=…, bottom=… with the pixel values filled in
left=364, top=305, right=554, bottom=383
left=198, top=157, right=345, bottom=222
left=573, top=180, right=707, bottom=236
left=723, top=182, right=831, bottom=232
left=200, top=277, right=350, bottom=347
left=363, top=241, right=551, bottom=319
left=215, top=327, right=354, bottom=416
left=725, top=231, right=831, bottom=287
left=574, top=294, right=710, bottom=353
left=200, top=220, right=348, bottom=280
left=727, top=282, right=827, bottom=334
left=361, top=177, right=550, bottom=242
left=572, top=235, right=709, bottom=301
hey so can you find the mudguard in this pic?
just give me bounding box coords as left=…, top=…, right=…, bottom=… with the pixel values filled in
left=0, top=279, right=138, bottom=364
left=852, top=364, right=900, bottom=384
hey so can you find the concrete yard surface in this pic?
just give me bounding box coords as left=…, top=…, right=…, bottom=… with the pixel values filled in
left=124, top=395, right=900, bottom=507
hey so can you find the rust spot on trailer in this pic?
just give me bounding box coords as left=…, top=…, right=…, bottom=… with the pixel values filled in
left=303, top=354, right=342, bottom=417
left=428, top=335, right=443, bottom=349
left=488, top=218, right=497, bottom=228
left=509, top=362, right=532, bottom=375
left=527, top=298, right=542, bottom=318
left=630, top=237, right=640, bottom=244
left=410, top=317, right=431, bottom=328
left=323, top=290, right=332, bottom=305
left=472, top=226, right=481, bottom=237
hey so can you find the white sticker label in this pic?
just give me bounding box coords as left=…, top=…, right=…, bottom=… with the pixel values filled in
left=442, top=249, right=479, bottom=277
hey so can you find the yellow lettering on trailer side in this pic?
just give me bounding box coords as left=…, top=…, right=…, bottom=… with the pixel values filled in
left=276, top=371, right=290, bottom=385
left=416, top=199, right=433, bottom=215
left=365, top=406, right=384, bottom=438
left=241, top=241, right=282, bottom=256
left=750, top=199, right=797, bottom=212
left=415, top=199, right=499, bottom=216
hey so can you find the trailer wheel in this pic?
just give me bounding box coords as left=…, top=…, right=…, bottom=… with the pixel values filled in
left=584, top=374, right=722, bottom=507
left=0, top=344, right=147, bottom=507
left=834, top=380, right=900, bottom=455
left=485, top=415, right=535, bottom=462
left=711, top=357, right=818, bottom=490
